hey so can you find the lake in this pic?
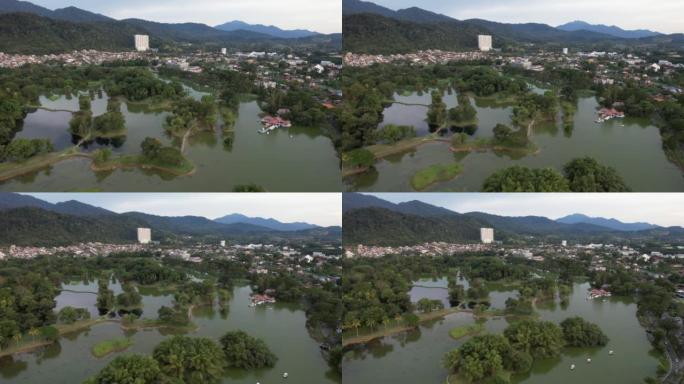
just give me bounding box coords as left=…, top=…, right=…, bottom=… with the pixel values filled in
left=343, top=280, right=659, bottom=384
left=2, top=85, right=342, bottom=192
left=0, top=280, right=339, bottom=384
left=346, top=90, right=684, bottom=191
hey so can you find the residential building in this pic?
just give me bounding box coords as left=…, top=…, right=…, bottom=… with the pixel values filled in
left=478, top=35, right=493, bottom=52
left=137, top=228, right=151, bottom=244
left=480, top=228, right=494, bottom=244
left=134, top=35, right=149, bottom=51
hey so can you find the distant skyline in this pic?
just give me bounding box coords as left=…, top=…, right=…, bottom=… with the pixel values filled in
left=25, top=193, right=342, bottom=227
left=27, top=0, right=341, bottom=33
left=369, top=193, right=684, bottom=227
left=369, top=0, right=683, bottom=34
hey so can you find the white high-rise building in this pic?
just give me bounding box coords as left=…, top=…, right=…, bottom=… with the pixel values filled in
left=478, top=35, right=493, bottom=52
left=134, top=35, right=149, bottom=51
left=221, top=48, right=227, bottom=55
left=562, top=240, right=568, bottom=247
left=220, top=240, right=226, bottom=247
left=137, top=228, right=151, bottom=244
left=563, top=47, right=569, bottom=55
left=480, top=228, right=494, bottom=244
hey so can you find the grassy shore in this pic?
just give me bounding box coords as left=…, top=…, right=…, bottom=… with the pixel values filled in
left=450, top=137, right=539, bottom=155
left=366, top=134, right=449, bottom=159
left=91, top=337, right=134, bottom=358
left=343, top=307, right=462, bottom=347
left=449, top=323, right=485, bottom=340
left=91, top=154, right=195, bottom=176
left=0, top=318, right=113, bottom=358
left=410, top=163, right=464, bottom=191
left=0, top=147, right=90, bottom=182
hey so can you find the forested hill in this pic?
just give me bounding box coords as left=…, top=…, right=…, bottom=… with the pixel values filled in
left=0, top=11, right=340, bottom=54
left=0, top=205, right=341, bottom=246
left=0, top=207, right=149, bottom=246
left=343, top=207, right=484, bottom=246
left=0, top=13, right=148, bottom=54
left=342, top=13, right=486, bottom=54
left=342, top=194, right=684, bottom=246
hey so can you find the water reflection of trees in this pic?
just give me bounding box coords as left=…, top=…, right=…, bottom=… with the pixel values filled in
left=0, top=355, right=28, bottom=379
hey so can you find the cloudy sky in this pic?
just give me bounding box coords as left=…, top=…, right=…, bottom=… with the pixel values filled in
left=371, top=0, right=683, bottom=34
left=30, top=0, right=341, bottom=33
left=370, top=193, right=684, bottom=227
left=26, top=193, right=342, bottom=226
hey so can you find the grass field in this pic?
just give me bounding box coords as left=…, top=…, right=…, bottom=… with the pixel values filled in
left=91, top=338, right=134, bottom=358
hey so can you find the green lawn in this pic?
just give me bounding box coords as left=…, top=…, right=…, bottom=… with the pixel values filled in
left=410, top=163, right=463, bottom=191
left=91, top=338, right=134, bottom=358
left=449, top=323, right=485, bottom=340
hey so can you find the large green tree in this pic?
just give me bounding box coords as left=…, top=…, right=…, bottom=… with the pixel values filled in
left=219, top=330, right=277, bottom=369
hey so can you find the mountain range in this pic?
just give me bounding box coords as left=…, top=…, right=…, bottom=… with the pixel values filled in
left=0, top=193, right=338, bottom=246
left=342, top=0, right=679, bottom=53
left=556, top=21, right=661, bottom=39
left=214, top=21, right=319, bottom=39
left=214, top=213, right=318, bottom=231
left=0, top=0, right=338, bottom=53
left=343, top=193, right=682, bottom=246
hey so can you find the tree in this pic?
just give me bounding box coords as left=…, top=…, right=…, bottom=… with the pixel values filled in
left=443, top=334, right=512, bottom=382
left=402, top=312, right=420, bottom=328
left=232, top=184, right=266, bottom=192
left=88, top=354, right=161, bottom=384
left=40, top=325, right=59, bottom=342
left=58, top=306, right=90, bottom=324
left=563, top=157, right=630, bottom=192
left=482, top=166, right=570, bottom=192
left=69, top=110, right=92, bottom=137
left=492, top=123, right=512, bottom=142
left=427, top=91, right=447, bottom=128
left=28, top=327, right=39, bottom=342
left=96, top=279, right=115, bottom=315
left=152, top=336, right=225, bottom=384
left=141, top=137, right=162, bottom=159
left=448, top=94, right=477, bottom=124
left=219, top=330, right=277, bottom=369
left=79, top=95, right=91, bottom=111
left=117, top=282, right=142, bottom=308
left=560, top=317, right=608, bottom=347
left=503, top=320, right=564, bottom=358
left=343, top=148, right=375, bottom=168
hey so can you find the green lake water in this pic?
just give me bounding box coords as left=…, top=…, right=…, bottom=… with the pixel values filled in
left=2, top=85, right=341, bottom=192
left=342, top=280, right=659, bottom=384
left=346, top=90, right=684, bottom=192
left=0, top=281, right=339, bottom=384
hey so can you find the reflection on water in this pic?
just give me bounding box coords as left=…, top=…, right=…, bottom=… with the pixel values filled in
left=343, top=281, right=659, bottom=384
left=0, top=284, right=338, bottom=384
left=349, top=89, right=684, bottom=192
left=1, top=86, right=341, bottom=192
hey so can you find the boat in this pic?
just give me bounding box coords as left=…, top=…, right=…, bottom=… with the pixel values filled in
left=609, top=350, right=614, bottom=355
left=587, top=358, right=591, bottom=363
left=283, top=372, right=289, bottom=378
left=570, top=364, right=575, bottom=370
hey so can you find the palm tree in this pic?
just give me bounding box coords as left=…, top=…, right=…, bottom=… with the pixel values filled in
left=382, top=316, right=391, bottom=330
left=351, top=319, right=361, bottom=337
left=365, top=318, right=377, bottom=331
left=28, top=328, right=39, bottom=342
left=12, top=333, right=21, bottom=346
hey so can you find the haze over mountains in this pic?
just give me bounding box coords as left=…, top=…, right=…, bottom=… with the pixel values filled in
left=0, top=193, right=337, bottom=246
left=342, top=0, right=681, bottom=53
left=214, top=21, right=319, bottom=39
left=0, top=0, right=339, bottom=53
left=343, top=193, right=682, bottom=246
